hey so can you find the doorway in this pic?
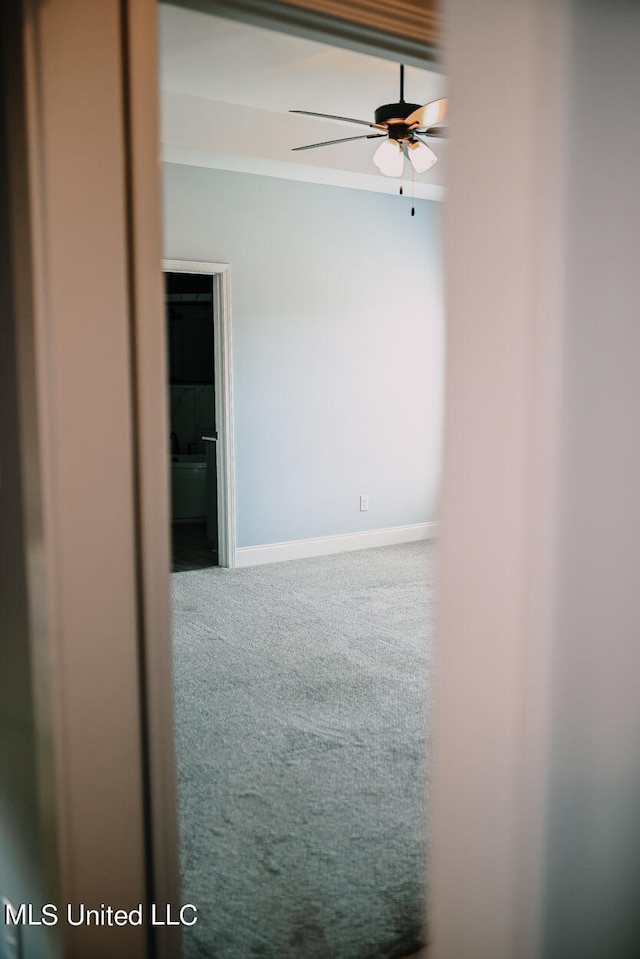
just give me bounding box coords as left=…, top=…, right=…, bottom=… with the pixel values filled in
left=160, top=9, right=443, bottom=958
left=164, top=259, right=236, bottom=571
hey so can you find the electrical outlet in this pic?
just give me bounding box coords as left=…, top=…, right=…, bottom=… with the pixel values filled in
left=359, top=494, right=369, bottom=512
left=1, top=899, right=20, bottom=959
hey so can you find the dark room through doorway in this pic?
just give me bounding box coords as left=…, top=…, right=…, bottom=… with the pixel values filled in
left=166, top=270, right=218, bottom=571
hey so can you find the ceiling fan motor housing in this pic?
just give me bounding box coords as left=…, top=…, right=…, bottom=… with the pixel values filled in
left=374, top=101, right=422, bottom=127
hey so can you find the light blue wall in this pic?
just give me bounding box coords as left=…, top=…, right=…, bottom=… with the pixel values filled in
left=163, top=164, right=444, bottom=548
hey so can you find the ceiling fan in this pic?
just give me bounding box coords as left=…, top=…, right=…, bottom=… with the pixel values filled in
left=290, top=64, right=447, bottom=178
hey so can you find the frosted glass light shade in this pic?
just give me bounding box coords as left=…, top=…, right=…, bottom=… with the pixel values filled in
left=408, top=140, right=437, bottom=174
left=373, top=138, right=404, bottom=177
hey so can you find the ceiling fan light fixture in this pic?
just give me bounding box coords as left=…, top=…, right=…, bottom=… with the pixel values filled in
left=291, top=65, right=447, bottom=187
left=408, top=140, right=437, bottom=174
left=373, top=138, right=404, bottom=177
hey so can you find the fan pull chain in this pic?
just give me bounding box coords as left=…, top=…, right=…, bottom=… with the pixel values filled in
left=399, top=166, right=417, bottom=216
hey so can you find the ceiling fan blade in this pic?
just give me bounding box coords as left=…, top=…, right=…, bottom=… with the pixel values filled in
left=404, top=97, right=448, bottom=130
left=412, top=131, right=443, bottom=146
left=290, top=109, right=387, bottom=131
left=292, top=133, right=386, bottom=152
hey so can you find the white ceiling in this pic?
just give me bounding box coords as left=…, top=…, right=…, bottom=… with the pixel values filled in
left=158, top=4, right=446, bottom=200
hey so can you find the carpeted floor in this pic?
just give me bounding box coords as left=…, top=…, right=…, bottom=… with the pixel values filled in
left=171, top=540, right=436, bottom=959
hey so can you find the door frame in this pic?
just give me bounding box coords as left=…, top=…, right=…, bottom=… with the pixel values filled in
left=9, top=0, right=572, bottom=957
left=163, top=259, right=236, bottom=568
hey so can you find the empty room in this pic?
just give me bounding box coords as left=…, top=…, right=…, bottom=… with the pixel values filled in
left=7, top=2, right=640, bottom=958
left=161, top=4, right=445, bottom=957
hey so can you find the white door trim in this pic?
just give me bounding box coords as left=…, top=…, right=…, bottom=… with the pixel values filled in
left=163, top=259, right=236, bottom=568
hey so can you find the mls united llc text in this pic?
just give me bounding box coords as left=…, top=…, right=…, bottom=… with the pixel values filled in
left=3, top=902, right=198, bottom=927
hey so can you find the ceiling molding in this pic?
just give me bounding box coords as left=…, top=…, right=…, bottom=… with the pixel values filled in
left=162, top=143, right=446, bottom=202
left=168, top=0, right=442, bottom=68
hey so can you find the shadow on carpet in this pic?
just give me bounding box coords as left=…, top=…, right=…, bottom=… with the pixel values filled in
left=171, top=540, right=436, bottom=958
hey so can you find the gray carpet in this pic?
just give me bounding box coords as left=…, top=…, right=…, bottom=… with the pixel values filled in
left=171, top=540, right=436, bottom=959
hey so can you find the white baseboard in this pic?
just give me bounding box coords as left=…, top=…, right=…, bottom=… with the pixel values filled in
left=234, top=522, right=439, bottom=568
